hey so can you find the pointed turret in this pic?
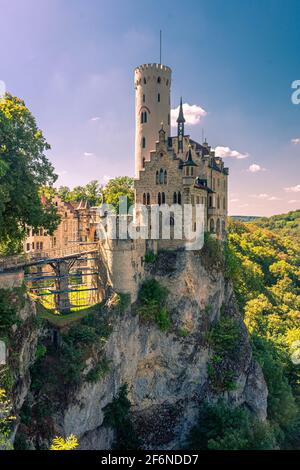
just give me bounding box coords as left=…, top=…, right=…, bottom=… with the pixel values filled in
left=177, top=97, right=185, bottom=152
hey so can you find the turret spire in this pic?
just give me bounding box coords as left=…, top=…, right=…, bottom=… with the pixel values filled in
left=177, top=97, right=185, bottom=152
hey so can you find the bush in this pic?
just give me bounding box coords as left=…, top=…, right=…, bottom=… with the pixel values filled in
left=86, top=356, right=111, bottom=383
left=144, top=250, right=157, bottom=264
left=137, top=279, right=170, bottom=332
left=189, top=401, right=277, bottom=450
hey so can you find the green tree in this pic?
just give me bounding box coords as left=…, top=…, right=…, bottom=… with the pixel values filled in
left=102, top=176, right=134, bottom=212
left=0, top=93, right=59, bottom=252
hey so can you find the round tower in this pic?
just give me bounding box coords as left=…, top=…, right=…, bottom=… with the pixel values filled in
left=134, top=63, right=172, bottom=177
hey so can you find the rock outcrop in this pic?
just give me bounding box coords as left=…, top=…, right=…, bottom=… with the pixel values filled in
left=5, top=250, right=268, bottom=449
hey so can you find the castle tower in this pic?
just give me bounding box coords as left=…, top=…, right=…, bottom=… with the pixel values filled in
left=134, top=63, right=172, bottom=177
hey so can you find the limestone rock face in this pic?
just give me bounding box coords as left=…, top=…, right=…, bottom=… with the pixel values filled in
left=61, top=251, right=268, bottom=449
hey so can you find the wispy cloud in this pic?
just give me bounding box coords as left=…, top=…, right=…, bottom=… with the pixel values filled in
left=285, top=184, right=300, bottom=193
left=288, top=199, right=300, bottom=204
left=215, top=146, right=249, bottom=159
left=230, top=198, right=239, bottom=203
left=251, top=193, right=281, bottom=201
left=171, top=103, right=207, bottom=127
left=90, top=116, right=100, bottom=122
left=83, top=152, right=95, bottom=157
left=291, top=138, right=300, bottom=145
left=248, top=164, right=266, bottom=173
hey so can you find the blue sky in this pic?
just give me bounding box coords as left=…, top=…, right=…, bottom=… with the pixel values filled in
left=0, top=0, right=299, bottom=215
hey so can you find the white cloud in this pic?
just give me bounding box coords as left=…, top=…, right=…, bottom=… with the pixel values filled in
left=291, top=138, right=300, bottom=145
left=268, top=196, right=281, bottom=201
left=83, top=152, right=95, bottom=157
left=285, top=184, right=300, bottom=193
left=248, top=164, right=266, bottom=173
left=251, top=193, right=269, bottom=199
left=171, top=103, right=207, bottom=127
left=230, top=198, right=239, bottom=203
left=214, top=146, right=249, bottom=160
left=90, top=116, right=100, bottom=122
left=288, top=199, right=300, bottom=204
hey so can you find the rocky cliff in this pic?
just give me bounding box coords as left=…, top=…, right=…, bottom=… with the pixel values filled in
left=2, top=249, right=268, bottom=449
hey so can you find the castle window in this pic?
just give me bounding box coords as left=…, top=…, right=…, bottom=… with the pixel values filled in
left=186, top=167, right=190, bottom=176
left=147, top=193, right=150, bottom=205
left=210, top=218, right=215, bottom=233
left=157, top=76, right=161, bottom=83
left=143, top=193, right=146, bottom=205
left=209, top=196, right=213, bottom=208
left=222, top=220, right=226, bottom=234
left=170, top=215, right=175, bottom=226
left=223, top=197, right=226, bottom=210
left=158, top=192, right=161, bottom=205
left=194, top=222, right=197, bottom=231
left=166, top=79, right=169, bottom=86
left=173, top=192, right=177, bottom=204
left=142, top=157, right=145, bottom=168
left=142, top=137, right=146, bottom=148
left=143, top=94, right=145, bottom=103
left=164, top=170, right=167, bottom=184
left=178, top=192, right=182, bottom=205
left=26, top=243, right=30, bottom=251
left=156, top=171, right=159, bottom=184
left=217, top=196, right=220, bottom=209
left=143, top=78, right=146, bottom=84
left=162, top=192, right=166, bottom=204
left=159, top=168, right=164, bottom=184
left=144, top=111, right=147, bottom=123
left=158, top=93, right=160, bottom=102
left=191, top=167, right=194, bottom=176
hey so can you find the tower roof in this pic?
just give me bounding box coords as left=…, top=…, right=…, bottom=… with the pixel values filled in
left=177, top=97, right=185, bottom=123
left=182, top=146, right=197, bottom=167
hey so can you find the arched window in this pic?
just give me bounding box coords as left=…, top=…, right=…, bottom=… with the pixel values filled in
left=157, top=76, right=161, bottom=83
left=217, top=195, right=220, bottom=209
left=158, top=192, right=161, bottom=205
left=210, top=218, right=215, bottom=233
left=158, top=93, right=160, bottom=102
left=144, top=111, right=147, bottom=123
left=143, top=193, right=146, bottom=205
left=147, top=193, right=150, bottom=205
left=142, top=137, right=146, bottom=148
left=162, top=192, right=165, bottom=204
left=178, top=192, right=182, bottom=205
left=222, top=220, right=226, bottom=235
left=170, top=215, right=175, bottom=226
left=164, top=170, right=167, bottom=184
left=159, top=168, right=164, bottom=184
left=173, top=192, right=177, bottom=204
left=156, top=171, right=159, bottom=184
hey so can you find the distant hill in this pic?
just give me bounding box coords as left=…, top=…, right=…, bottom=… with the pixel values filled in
left=231, top=215, right=260, bottom=222
left=253, top=210, right=300, bottom=245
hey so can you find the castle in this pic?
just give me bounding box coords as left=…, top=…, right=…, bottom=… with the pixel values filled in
left=134, top=63, right=228, bottom=241
left=23, top=61, right=229, bottom=302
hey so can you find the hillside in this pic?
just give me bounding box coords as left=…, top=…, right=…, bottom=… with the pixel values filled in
left=226, top=213, right=300, bottom=448
left=254, top=210, right=300, bottom=246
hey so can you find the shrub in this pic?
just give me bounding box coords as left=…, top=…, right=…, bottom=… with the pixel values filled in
left=86, top=356, right=111, bottom=383
left=144, top=250, right=157, bottom=264
left=137, top=279, right=170, bottom=332
left=188, top=401, right=277, bottom=450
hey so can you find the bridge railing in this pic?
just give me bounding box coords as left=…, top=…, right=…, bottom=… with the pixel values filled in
left=0, top=243, right=99, bottom=271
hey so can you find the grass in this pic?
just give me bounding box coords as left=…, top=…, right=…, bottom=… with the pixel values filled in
left=36, top=301, right=101, bottom=327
